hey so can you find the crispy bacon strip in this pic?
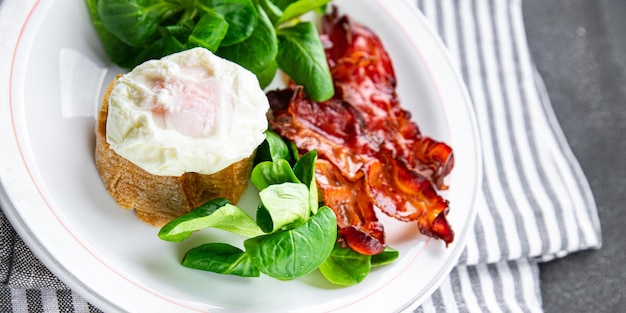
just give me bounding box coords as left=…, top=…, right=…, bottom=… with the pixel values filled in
left=267, top=10, right=455, bottom=253
left=322, top=11, right=454, bottom=189
left=366, top=150, right=453, bottom=244
left=268, top=87, right=375, bottom=180
left=315, top=159, right=386, bottom=255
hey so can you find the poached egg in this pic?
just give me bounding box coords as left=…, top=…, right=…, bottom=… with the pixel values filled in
left=105, top=48, right=269, bottom=176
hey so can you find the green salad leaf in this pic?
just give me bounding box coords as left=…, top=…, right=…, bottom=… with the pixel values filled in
left=196, top=0, right=258, bottom=46
left=158, top=133, right=337, bottom=281
left=371, top=246, right=400, bottom=267
left=96, top=0, right=179, bottom=47
left=186, top=10, right=229, bottom=51
left=85, top=0, right=142, bottom=68
left=134, top=36, right=186, bottom=66
left=87, top=0, right=334, bottom=98
left=319, top=243, right=372, bottom=286
left=256, top=0, right=283, bottom=25
left=271, top=0, right=296, bottom=10
left=319, top=244, right=400, bottom=286
left=292, top=150, right=319, bottom=213
left=257, top=182, right=310, bottom=232
left=182, top=243, right=260, bottom=277
left=278, top=0, right=332, bottom=24
left=216, top=5, right=277, bottom=79
left=277, top=21, right=334, bottom=101
left=254, top=130, right=292, bottom=164
left=244, top=206, right=336, bottom=280
left=158, top=198, right=264, bottom=242
left=251, top=159, right=299, bottom=191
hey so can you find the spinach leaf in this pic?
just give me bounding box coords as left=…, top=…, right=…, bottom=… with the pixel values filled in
left=255, top=0, right=283, bottom=25
left=251, top=159, right=299, bottom=191
left=256, top=59, right=279, bottom=90
left=182, top=243, right=260, bottom=277
left=216, top=5, right=277, bottom=83
left=86, top=0, right=142, bottom=68
left=271, top=0, right=295, bottom=10
left=319, top=243, right=372, bottom=286
left=288, top=141, right=301, bottom=161
left=133, top=36, right=186, bottom=66
left=166, top=21, right=195, bottom=43
left=254, top=130, right=292, bottom=165
left=244, top=206, right=337, bottom=280
left=255, top=203, right=274, bottom=233
left=277, top=22, right=334, bottom=101
left=196, top=0, right=258, bottom=46
left=97, top=0, right=179, bottom=47
left=292, top=150, right=319, bottom=213
left=319, top=244, right=400, bottom=285
left=271, top=130, right=292, bottom=162
left=371, top=246, right=399, bottom=267
left=158, top=198, right=263, bottom=242
left=258, top=182, right=310, bottom=232
left=186, top=10, right=228, bottom=51
left=90, top=0, right=334, bottom=100
left=278, top=0, right=332, bottom=24
left=292, top=150, right=316, bottom=184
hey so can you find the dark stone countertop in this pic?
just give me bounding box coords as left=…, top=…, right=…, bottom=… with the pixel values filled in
left=523, top=1, right=626, bottom=312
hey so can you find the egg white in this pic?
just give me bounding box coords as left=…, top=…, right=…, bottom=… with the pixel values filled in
left=106, top=48, right=269, bottom=176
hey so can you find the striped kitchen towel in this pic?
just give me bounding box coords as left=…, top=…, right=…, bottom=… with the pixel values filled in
left=413, top=0, right=601, bottom=311
left=0, top=0, right=601, bottom=312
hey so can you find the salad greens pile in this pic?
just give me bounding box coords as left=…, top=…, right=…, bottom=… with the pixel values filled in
left=158, top=131, right=398, bottom=285
left=85, top=0, right=334, bottom=101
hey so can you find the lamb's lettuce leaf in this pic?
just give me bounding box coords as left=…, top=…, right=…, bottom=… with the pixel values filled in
left=158, top=198, right=263, bottom=242
left=244, top=206, right=337, bottom=280
left=87, top=0, right=333, bottom=96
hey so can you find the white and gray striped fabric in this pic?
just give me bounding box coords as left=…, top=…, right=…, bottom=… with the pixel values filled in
left=0, top=0, right=602, bottom=312
left=414, top=0, right=601, bottom=311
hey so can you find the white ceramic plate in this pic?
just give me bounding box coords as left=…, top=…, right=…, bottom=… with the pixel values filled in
left=0, top=0, right=481, bottom=312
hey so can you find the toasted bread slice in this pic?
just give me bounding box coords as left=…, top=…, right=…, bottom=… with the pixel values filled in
left=95, top=76, right=253, bottom=226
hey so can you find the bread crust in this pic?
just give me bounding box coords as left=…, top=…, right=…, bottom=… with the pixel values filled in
left=95, top=76, right=253, bottom=226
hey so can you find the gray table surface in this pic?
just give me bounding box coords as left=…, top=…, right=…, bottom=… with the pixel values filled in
left=524, top=0, right=626, bottom=312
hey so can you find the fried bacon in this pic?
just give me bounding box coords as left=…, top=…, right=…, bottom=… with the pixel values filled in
left=267, top=10, right=455, bottom=255
left=315, top=159, right=386, bottom=255
left=321, top=11, right=454, bottom=189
